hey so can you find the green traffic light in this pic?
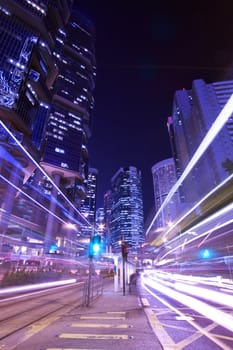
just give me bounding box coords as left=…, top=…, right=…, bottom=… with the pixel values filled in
left=89, top=234, right=101, bottom=257
left=93, top=242, right=100, bottom=253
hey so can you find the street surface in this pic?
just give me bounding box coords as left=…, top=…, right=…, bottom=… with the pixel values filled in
left=1, top=272, right=233, bottom=350
left=0, top=278, right=162, bottom=350
left=140, top=271, right=233, bottom=350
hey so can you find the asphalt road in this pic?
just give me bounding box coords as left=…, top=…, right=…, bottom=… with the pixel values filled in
left=140, top=271, right=233, bottom=350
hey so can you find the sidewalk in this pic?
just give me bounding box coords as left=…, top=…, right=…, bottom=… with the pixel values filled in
left=7, top=278, right=164, bottom=350
left=59, top=280, right=163, bottom=350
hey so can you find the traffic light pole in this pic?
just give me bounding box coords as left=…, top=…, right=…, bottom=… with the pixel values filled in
left=122, top=255, right=126, bottom=296
left=121, top=237, right=128, bottom=296
left=86, top=233, right=101, bottom=306
left=86, top=255, right=93, bottom=307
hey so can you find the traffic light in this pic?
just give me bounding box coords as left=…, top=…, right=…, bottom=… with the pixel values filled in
left=89, top=234, right=101, bottom=258
left=121, top=241, right=128, bottom=259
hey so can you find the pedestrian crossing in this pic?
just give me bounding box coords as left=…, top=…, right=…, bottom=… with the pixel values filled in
left=47, top=310, right=132, bottom=350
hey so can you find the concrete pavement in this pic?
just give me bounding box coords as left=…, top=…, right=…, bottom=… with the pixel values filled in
left=46, top=280, right=163, bottom=350
left=12, top=279, right=163, bottom=350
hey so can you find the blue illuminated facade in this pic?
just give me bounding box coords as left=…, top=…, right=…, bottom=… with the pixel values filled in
left=152, top=158, right=179, bottom=230
left=0, top=1, right=96, bottom=255
left=0, top=1, right=57, bottom=155
left=41, top=8, right=96, bottom=206
left=171, top=79, right=233, bottom=204
left=110, top=166, right=144, bottom=252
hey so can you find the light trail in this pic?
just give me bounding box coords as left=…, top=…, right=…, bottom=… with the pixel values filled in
left=142, top=273, right=233, bottom=333
left=142, top=276, right=233, bottom=349
left=158, top=201, right=233, bottom=261
left=0, top=278, right=77, bottom=296
left=146, top=93, right=233, bottom=236
left=162, top=173, right=233, bottom=239
left=150, top=271, right=233, bottom=308
left=174, top=281, right=233, bottom=308
left=0, top=173, right=70, bottom=227
left=0, top=120, right=91, bottom=228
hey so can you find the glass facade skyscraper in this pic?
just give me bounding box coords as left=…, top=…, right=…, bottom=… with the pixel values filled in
left=152, top=158, right=179, bottom=231
left=0, top=1, right=96, bottom=256
left=171, top=79, right=233, bottom=205
left=110, top=166, right=144, bottom=252
left=41, top=9, right=96, bottom=179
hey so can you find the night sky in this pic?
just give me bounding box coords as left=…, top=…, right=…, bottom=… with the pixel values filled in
left=76, top=1, right=233, bottom=219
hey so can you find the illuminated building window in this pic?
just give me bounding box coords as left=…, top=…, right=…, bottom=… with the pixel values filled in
left=55, top=147, right=65, bottom=154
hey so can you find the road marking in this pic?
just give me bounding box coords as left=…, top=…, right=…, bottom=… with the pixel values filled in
left=175, top=315, right=194, bottom=321
left=60, top=333, right=129, bottom=340
left=0, top=316, right=59, bottom=350
left=107, top=311, right=126, bottom=314
left=141, top=297, right=150, bottom=306
left=80, top=315, right=125, bottom=320
left=144, top=307, right=176, bottom=348
left=143, top=283, right=233, bottom=350
left=177, top=323, right=218, bottom=349
left=72, top=322, right=129, bottom=328
left=212, top=333, right=233, bottom=341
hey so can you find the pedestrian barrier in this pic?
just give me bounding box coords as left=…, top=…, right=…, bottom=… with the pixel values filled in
left=83, top=276, right=103, bottom=306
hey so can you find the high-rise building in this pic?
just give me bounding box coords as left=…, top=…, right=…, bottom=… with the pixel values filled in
left=171, top=79, right=233, bottom=205
left=110, top=166, right=144, bottom=252
left=39, top=6, right=96, bottom=251
left=151, top=158, right=179, bottom=231
left=0, top=1, right=96, bottom=256
left=41, top=8, right=96, bottom=200
left=79, top=168, right=98, bottom=254
left=80, top=167, right=98, bottom=227
left=103, top=190, right=112, bottom=253
left=95, top=207, right=105, bottom=250
left=0, top=0, right=60, bottom=247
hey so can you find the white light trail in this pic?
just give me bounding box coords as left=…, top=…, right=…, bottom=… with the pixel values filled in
left=163, top=173, right=233, bottom=239
left=0, top=120, right=91, bottom=228
left=0, top=278, right=77, bottom=296
left=159, top=201, right=233, bottom=261
left=0, top=173, right=69, bottom=226
left=142, top=273, right=233, bottom=333
left=174, top=281, right=233, bottom=308
left=146, top=94, right=233, bottom=236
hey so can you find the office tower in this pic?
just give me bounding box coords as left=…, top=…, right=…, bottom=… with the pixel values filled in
left=151, top=158, right=179, bottom=231
left=95, top=207, right=105, bottom=250
left=103, top=190, right=112, bottom=253
left=39, top=6, right=96, bottom=250
left=110, top=166, right=144, bottom=252
left=171, top=79, right=233, bottom=204
left=0, top=0, right=60, bottom=246
left=41, top=8, right=96, bottom=198
left=80, top=168, right=98, bottom=227
left=79, top=168, right=98, bottom=254
left=0, top=1, right=96, bottom=255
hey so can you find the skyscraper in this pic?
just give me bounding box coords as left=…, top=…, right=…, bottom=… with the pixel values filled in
left=39, top=6, right=96, bottom=251
left=0, top=0, right=60, bottom=246
left=0, top=1, right=96, bottom=256
left=103, top=190, right=112, bottom=253
left=79, top=167, right=98, bottom=254
left=110, top=166, right=144, bottom=252
left=171, top=79, right=233, bottom=205
left=80, top=167, right=98, bottom=228
left=41, top=8, right=96, bottom=195
left=151, top=158, right=179, bottom=231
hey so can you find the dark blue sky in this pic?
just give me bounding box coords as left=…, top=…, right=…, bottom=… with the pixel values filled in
left=76, top=0, right=233, bottom=218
